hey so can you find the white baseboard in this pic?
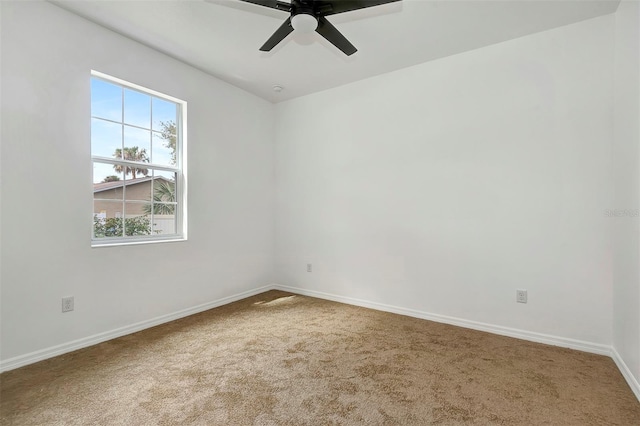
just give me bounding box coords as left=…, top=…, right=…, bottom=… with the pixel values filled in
left=271, top=284, right=613, bottom=356
left=3, top=283, right=639, bottom=404
left=0, top=285, right=272, bottom=373
left=611, top=347, right=640, bottom=401
left=272, top=284, right=640, bottom=402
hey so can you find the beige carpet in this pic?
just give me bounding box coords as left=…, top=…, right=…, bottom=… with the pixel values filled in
left=1, top=290, right=639, bottom=425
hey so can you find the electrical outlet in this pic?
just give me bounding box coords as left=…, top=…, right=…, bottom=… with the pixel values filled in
left=307, top=263, right=312, bottom=272
left=516, top=289, right=527, bottom=304
left=62, top=296, right=74, bottom=312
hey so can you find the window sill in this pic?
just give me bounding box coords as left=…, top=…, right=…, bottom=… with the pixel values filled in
left=91, top=236, right=187, bottom=248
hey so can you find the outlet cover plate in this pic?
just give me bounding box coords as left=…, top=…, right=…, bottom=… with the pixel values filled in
left=516, top=289, right=527, bottom=304
left=62, top=296, right=74, bottom=312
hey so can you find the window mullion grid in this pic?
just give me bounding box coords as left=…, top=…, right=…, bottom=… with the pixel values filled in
left=91, top=116, right=152, bottom=133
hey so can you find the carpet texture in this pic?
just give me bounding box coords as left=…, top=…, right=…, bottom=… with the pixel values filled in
left=1, top=290, right=639, bottom=425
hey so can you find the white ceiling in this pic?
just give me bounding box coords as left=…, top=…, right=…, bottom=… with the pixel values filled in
left=51, top=0, right=620, bottom=103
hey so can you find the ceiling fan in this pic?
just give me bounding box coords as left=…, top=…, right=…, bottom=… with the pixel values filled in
left=238, top=0, right=402, bottom=56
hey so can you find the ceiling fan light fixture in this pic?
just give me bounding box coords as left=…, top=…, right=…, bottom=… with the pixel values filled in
left=291, top=13, right=318, bottom=34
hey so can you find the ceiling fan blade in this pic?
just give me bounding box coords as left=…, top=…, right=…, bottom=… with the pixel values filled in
left=314, top=0, right=401, bottom=16
left=260, top=17, right=294, bottom=51
left=237, top=0, right=292, bottom=12
left=315, top=16, right=357, bottom=56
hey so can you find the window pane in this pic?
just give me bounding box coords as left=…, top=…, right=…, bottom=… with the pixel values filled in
left=152, top=131, right=175, bottom=167
left=93, top=200, right=125, bottom=239
left=152, top=210, right=176, bottom=236
left=151, top=170, right=176, bottom=211
left=93, top=162, right=124, bottom=188
left=123, top=126, right=151, bottom=165
left=124, top=89, right=151, bottom=129
left=154, top=169, right=176, bottom=181
left=123, top=176, right=151, bottom=204
left=91, top=118, right=122, bottom=158
left=124, top=203, right=152, bottom=237
left=151, top=98, right=177, bottom=166
left=93, top=199, right=124, bottom=220
left=123, top=177, right=152, bottom=235
left=91, top=79, right=121, bottom=121
left=152, top=98, right=177, bottom=131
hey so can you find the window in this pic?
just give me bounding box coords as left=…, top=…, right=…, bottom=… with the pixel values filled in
left=91, top=71, right=186, bottom=245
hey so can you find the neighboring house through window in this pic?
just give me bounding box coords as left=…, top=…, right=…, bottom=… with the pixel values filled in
left=91, top=71, right=186, bottom=245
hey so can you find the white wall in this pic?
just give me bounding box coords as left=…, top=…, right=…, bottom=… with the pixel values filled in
left=613, top=0, right=640, bottom=392
left=0, top=1, right=275, bottom=363
left=275, top=15, right=615, bottom=346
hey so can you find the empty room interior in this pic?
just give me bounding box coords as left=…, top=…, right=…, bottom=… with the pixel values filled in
left=1, top=0, right=639, bottom=424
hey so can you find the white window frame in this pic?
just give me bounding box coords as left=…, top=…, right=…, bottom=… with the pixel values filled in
left=91, top=70, right=187, bottom=247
